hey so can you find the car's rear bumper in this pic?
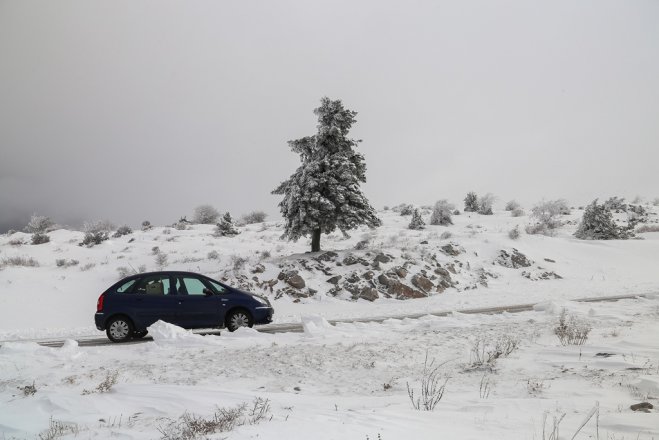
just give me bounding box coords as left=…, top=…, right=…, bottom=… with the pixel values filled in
left=94, top=313, right=105, bottom=330
left=254, top=307, right=273, bottom=325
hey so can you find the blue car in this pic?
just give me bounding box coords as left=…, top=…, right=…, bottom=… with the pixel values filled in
left=95, top=271, right=274, bottom=342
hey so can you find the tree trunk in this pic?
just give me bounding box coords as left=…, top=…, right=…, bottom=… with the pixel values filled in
left=311, top=228, right=321, bottom=252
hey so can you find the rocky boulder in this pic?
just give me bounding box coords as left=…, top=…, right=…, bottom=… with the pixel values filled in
left=495, top=248, right=533, bottom=269
left=388, top=281, right=425, bottom=299
left=411, top=274, right=434, bottom=292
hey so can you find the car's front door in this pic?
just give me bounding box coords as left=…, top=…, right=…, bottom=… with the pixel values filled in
left=174, top=275, right=222, bottom=328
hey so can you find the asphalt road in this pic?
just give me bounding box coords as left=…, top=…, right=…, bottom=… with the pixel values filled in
left=0, top=293, right=650, bottom=348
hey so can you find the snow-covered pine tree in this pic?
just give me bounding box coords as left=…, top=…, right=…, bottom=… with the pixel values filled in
left=464, top=192, right=479, bottom=212
left=272, top=97, right=381, bottom=252
left=430, top=200, right=453, bottom=225
left=215, top=212, right=239, bottom=237
left=574, top=200, right=624, bottom=240
left=408, top=209, right=425, bottom=230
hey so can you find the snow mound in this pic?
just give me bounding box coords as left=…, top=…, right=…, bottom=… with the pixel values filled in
left=301, top=315, right=334, bottom=336
left=148, top=321, right=220, bottom=347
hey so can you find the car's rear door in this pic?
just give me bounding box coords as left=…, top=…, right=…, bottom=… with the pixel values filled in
left=173, top=275, right=222, bottom=328
left=130, top=274, right=180, bottom=327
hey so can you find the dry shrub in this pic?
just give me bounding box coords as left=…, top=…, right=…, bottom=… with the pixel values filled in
left=554, top=309, right=591, bottom=346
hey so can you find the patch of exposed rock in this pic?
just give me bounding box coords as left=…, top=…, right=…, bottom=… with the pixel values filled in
left=495, top=249, right=533, bottom=269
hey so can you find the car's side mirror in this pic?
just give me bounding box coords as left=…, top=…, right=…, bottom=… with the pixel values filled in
left=203, top=288, right=214, bottom=296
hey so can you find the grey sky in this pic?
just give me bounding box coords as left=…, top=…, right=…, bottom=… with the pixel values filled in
left=1, top=0, right=658, bottom=231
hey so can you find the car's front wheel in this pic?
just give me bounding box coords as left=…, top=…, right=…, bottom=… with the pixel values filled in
left=106, top=316, right=134, bottom=342
left=226, top=309, right=253, bottom=332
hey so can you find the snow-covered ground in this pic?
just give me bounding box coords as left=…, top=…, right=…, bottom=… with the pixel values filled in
left=1, top=296, right=658, bottom=439
left=1, top=206, right=658, bottom=438
left=0, top=206, right=658, bottom=340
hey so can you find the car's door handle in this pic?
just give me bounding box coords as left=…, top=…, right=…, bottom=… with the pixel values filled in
left=178, top=301, right=183, bottom=305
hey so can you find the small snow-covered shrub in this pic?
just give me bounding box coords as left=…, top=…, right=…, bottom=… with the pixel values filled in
left=407, top=354, right=449, bottom=411
left=603, top=196, right=627, bottom=212
left=239, top=211, right=267, bottom=225
left=141, top=220, right=152, bottom=231
left=56, top=259, right=79, bottom=268
left=8, top=238, right=25, bottom=246
left=155, top=252, right=168, bottom=269
left=477, top=193, right=496, bottom=215
left=440, top=231, right=452, bottom=240
left=230, top=255, right=248, bottom=271
left=554, top=309, right=590, bottom=346
left=31, top=232, right=50, bottom=245
left=82, top=371, right=118, bottom=395
left=463, top=192, right=479, bottom=212
left=80, top=221, right=111, bottom=247
left=151, top=246, right=161, bottom=255
left=574, top=200, right=628, bottom=240
left=26, top=214, right=54, bottom=233
left=505, top=200, right=520, bottom=211
left=207, top=250, right=220, bottom=260
left=39, top=417, right=80, bottom=440
left=79, top=263, right=96, bottom=271
left=116, top=266, right=134, bottom=279
left=653, top=197, right=659, bottom=207
left=354, top=239, right=369, bottom=250
left=636, top=224, right=659, bottom=233
left=112, top=225, right=132, bottom=238
left=508, top=226, right=520, bottom=240
left=470, top=335, right=520, bottom=368
left=394, top=203, right=414, bottom=216
left=157, top=398, right=270, bottom=440
left=192, top=204, right=220, bottom=224
left=408, top=209, right=425, bottom=230
left=430, top=200, right=454, bottom=226
left=259, top=250, right=272, bottom=260
left=511, top=208, right=525, bottom=217
left=1, top=256, right=39, bottom=267
left=526, top=199, right=567, bottom=236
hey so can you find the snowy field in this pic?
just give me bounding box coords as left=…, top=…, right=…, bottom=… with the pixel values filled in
left=1, top=205, right=658, bottom=438
left=1, top=296, right=658, bottom=439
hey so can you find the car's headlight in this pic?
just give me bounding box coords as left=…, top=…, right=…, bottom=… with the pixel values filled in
left=254, top=295, right=270, bottom=306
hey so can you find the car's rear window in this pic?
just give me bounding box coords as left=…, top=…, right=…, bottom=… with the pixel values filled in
left=115, top=279, right=137, bottom=293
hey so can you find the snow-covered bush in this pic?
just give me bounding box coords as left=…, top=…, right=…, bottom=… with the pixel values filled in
left=141, top=220, right=152, bottom=231
left=464, top=192, right=479, bottom=212
left=193, top=204, right=220, bottom=224
left=56, top=259, right=79, bottom=268
left=391, top=203, right=414, bottom=216
left=408, top=209, right=425, bottom=230
left=1, top=256, right=39, bottom=267
left=26, top=214, right=54, bottom=245
left=636, top=224, right=659, bottom=233
left=214, top=213, right=239, bottom=237
left=272, top=97, right=381, bottom=252
left=477, top=193, right=496, bottom=215
left=526, top=199, right=567, bottom=236
left=430, top=200, right=454, bottom=226
left=239, top=211, right=267, bottom=225
left=511, top=208, right=525, bottom=217
left=207, top=250, right=220, bottom=260
left=31, top=232, right=50, bottom=245
left=155, top=252, right=168, bottom=269
left=505, top=200, right=520, bottom=211
left=112, top=225, right=132, bottom=238
left=574, top=200, right=628, bottom=240
left=470, top=335, right=520, bottom=367
left=508, top=226, right=520, bottom=240
left=554, top=309, right=590, bottom=346
left=440, top=231, right=452, bottom=240
left=653, top=197, right=659, bottom=207
left=603, top=196, right=627, bottom=212
left=80, top=221, right=111, bottom=247
left=406, top=355, right=448, bottom=411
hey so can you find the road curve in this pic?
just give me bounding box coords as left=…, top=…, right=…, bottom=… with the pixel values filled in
left=1, top=293, right=651, bottom=348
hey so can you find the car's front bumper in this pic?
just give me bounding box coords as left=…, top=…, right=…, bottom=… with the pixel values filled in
left=254, top=307, right=273, bottom=325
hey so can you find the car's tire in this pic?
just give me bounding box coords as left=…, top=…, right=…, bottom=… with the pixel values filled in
left=106, top=316, right=134, bottom=342
left=226, top=309, right=253, bottom=332
left=133, top=330, right=148, bottom=339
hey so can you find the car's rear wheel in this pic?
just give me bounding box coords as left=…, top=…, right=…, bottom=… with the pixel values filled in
left=133, top=330, right=148, bottom=339
left=106, top=316, right=134, bottom=342
left=226, top=309, right=253, bottom=332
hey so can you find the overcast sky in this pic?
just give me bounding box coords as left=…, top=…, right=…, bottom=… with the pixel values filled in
left=1, top=0, right=658, bottom=231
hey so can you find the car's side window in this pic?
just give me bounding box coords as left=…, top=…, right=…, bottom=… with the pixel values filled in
left=115, top=279, right=137, bottom=293
left=180, top=277, right=209, bottom=296
left=207, top=279, right=227, bottom=294
left=133, top=275, right=172, bottom=295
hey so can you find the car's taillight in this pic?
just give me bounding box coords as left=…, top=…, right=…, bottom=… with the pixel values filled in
left=97, top=293, right=105, bottom=312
